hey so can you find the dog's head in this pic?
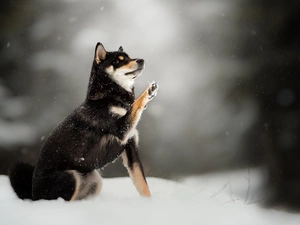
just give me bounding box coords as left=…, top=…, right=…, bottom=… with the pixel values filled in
left=94, top=42, right=144, bottom=92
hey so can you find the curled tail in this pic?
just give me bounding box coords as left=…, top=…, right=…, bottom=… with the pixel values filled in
left=9, top=162, right=34, bottom=200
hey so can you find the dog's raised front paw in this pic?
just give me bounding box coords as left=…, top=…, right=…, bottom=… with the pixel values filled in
left=147, top=82, right=159, bottom=100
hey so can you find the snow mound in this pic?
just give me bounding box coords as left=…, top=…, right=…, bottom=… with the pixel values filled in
left=0, top=173, right=299, bottom=225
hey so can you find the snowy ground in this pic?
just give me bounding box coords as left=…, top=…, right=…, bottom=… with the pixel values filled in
left=0, top=168, right=299, bottom=225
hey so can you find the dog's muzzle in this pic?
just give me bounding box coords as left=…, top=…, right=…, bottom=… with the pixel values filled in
left=125, top=59, right=145, bottom=76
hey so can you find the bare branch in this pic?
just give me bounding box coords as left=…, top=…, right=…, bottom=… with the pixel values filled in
left=210, top=181, right=230, bottom=198
left=244, top=168, right=251, bottom=204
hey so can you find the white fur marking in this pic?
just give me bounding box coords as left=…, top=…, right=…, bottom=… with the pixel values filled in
left=68, top=170, right=81, bottom=201
left=106, top=65, right=114, bottom=74
left=121, top=128, right=138, bottom=145
left=105, top=66, right=139, bottom=92
left=110, top=106, right=127, bottom=117
left=121, top=152, right=129, bottom=167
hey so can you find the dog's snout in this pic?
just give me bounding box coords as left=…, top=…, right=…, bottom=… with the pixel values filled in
left=136, top=59, right=144, bottom=64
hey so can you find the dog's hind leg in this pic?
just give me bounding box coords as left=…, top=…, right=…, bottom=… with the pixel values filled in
left=121, top=131, right=151, bottom=197
left=32, top=170, right=79, bottom=201
left=74, top=170, right=102, bottom=200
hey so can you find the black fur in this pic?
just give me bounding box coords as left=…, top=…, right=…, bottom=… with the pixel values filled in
left=9, top=162, right=34, bottom=199
left=124, top=137, right=147, bottom=181
left=9, top=42, right=149, bottom=200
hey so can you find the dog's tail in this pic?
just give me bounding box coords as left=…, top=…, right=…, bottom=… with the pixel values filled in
left=9, top=162, right=35, bottom=200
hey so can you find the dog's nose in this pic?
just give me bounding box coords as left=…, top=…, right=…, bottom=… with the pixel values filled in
left=136, top=59, right=144, bottom=64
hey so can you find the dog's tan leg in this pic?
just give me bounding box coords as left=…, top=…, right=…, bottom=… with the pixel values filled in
left=130, top=82, right=158, bottom=122
left=121, top=82, right=158, bottom=144
left=124, top=160, right=151, bottom=197
left=121, top=134, right=151, bottom=197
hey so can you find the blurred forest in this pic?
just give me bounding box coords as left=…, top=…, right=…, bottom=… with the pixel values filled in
left=1, top=0, right=300, bottom=208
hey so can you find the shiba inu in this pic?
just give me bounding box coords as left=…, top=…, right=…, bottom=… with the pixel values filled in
left=9, top=42, right=159, bottom=201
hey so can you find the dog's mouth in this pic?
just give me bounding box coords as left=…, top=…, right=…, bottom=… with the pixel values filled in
left=125, top=67, right=144, bottom=77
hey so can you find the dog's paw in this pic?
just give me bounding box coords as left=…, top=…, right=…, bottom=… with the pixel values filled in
left=147, top=82, right=159, bottom=100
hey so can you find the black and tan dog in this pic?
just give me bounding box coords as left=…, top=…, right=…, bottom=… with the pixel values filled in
left=9, top=42, right=159, bottom=201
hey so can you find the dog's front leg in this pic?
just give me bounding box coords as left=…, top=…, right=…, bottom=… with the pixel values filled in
left=121, top=82, right=158, bottom=144
left=121, top=131, right=151, bottom=197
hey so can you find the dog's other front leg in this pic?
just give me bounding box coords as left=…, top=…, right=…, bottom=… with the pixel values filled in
left=131, top=81, right=158, bottom=120
left=121, top=131, right=151, bottom=197
left=121, top=82, right=158, bottom=144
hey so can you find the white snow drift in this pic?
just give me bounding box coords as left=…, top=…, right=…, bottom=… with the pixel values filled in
left=0, top=169, right=299, bottom=225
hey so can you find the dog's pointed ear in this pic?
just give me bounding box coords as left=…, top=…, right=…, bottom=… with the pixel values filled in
left=118, top=46, right=123, bottom=52
left=95, top=42, right=107, bottom=64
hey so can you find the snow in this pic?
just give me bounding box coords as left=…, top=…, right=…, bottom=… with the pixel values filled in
left=0, top=169, right=299, bottom=225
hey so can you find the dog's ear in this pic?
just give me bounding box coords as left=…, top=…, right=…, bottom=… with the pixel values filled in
left=95, top=42, right=107, bottom=64
left=118, top=46, right=123, bottom=52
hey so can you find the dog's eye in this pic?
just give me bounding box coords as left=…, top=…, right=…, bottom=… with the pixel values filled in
left=112, top=58, right=120, bottom=65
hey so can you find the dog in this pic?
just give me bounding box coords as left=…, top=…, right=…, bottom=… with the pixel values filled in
left=9, top=42, right=159, bottom=201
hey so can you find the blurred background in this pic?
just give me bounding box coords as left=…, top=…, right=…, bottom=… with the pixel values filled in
left=1, top=0, right=300, bottom=209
